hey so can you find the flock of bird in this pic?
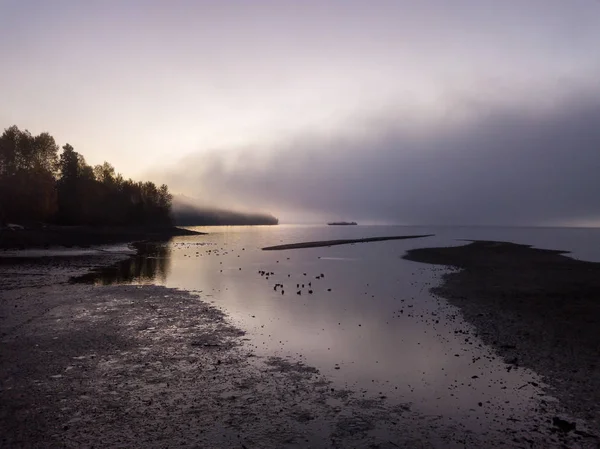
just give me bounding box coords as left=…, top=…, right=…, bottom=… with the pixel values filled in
left=257, top=269, right=332, bottom=296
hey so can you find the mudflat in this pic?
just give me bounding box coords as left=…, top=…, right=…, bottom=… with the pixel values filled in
left=0, top=248, right=473, bottom=448
left=2, top=240, right=599, bottom=447
left=404, top=240, right=600, bottom=435
left=262, top=234, right=433, bottom=250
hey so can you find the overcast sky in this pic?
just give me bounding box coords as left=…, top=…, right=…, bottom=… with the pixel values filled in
left=1, top=0, right=599, bottom=225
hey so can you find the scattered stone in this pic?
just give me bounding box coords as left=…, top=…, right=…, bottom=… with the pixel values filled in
left=552, top=417, right=576, bottom=433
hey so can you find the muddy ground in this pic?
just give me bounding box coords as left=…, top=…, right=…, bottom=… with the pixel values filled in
left=404, top=240, right=600, bottom=442
left=1, top=243, right=598, bottom=448
left=262, top=234, right=433, bottom=250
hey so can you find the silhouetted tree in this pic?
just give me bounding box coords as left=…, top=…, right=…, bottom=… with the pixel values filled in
left=0, top=126, right=59, bottom=223
left=93, top=162, right=116, bottom=185
left=0, top=125, right=173, bottom=227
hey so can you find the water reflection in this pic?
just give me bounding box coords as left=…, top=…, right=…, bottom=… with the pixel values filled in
left=67, top=226, right=600, bottom=442
left=73, top=242, right=171, bottom=285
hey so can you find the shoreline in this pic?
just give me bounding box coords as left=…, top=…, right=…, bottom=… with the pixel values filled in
left=2, top=237, right=597, bottom=446
left=262, top=234, right=433, bottom=250
left=0, top=235, right=474, bottom=448
left=0, top=225, right=203, bottom=250
left=403, top=240, right=600, bottom=436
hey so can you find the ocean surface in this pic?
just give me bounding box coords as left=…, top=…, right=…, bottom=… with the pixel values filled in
left=46, top=225, right=600, bottom=437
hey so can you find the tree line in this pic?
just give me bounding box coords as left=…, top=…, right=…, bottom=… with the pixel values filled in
left=0, top=125, right=172, bottom=226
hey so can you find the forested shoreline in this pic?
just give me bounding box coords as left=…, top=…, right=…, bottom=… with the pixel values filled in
left=0, top=126, right=172, bottom=226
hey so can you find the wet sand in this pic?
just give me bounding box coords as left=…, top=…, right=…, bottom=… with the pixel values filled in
left=262, top=234, right=433, bottom=250
left=404, top=240, right=600, bottom=438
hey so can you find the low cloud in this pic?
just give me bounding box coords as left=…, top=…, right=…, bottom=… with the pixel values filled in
left=153, top=90, right=600, bottom=226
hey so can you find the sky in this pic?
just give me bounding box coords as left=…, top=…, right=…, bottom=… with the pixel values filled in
left=1, top=0, right=600, bottom=225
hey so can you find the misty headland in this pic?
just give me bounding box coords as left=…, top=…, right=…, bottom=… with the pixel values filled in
left=0, top=126, right=279, bottom=249
left=172, top=195, right=278, bottom=226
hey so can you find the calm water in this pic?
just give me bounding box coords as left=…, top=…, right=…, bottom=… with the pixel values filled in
left=83, top=225, right=600, bottom=437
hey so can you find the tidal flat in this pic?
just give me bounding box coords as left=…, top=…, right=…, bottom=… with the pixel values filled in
left=2, top=225, right=600, bottom=447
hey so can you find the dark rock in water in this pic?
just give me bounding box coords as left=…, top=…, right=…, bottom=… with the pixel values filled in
left=552, top=417, right=576, bottom=433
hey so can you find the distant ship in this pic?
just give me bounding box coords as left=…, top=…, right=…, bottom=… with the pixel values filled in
left=327, top=221, right=357, bottom=226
